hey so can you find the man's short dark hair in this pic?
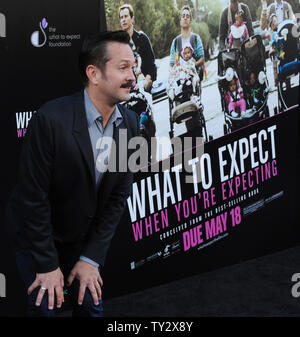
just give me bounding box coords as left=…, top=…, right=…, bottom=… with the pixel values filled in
left=78, top=30, right=130, bottom=86
left=181, top=5, right=192, bottom=20
left=119, top=4, right=134, bottom=18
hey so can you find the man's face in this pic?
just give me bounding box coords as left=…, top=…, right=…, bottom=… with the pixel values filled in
left=250, top=73, right=255, bottom=85
left=230, top=0, right=239, bottom=12
left=119, top=8, right=134, bottom=31
left=180, top=9, right=191, bottom=29
left=97, top=42, right=135, bottom=104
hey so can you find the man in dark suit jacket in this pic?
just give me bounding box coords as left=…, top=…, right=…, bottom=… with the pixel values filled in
left=7, top=30, right=139, bottom=317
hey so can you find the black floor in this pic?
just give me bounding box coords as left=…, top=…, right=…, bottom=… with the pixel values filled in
left=101, top=245, right=300, bottom=317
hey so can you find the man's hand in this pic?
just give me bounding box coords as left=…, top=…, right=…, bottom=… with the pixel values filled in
left=28, top=267, right=64, bottom=310
left=67, top=260, right=103, bottom=306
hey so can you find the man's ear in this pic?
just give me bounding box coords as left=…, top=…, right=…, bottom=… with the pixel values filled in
left=86, top=65, right=101, bottom=85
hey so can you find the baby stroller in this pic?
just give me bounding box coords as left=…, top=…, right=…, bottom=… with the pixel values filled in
left=167, top=63, right=209, bottom=141
left=274, top=19, right=300, bottom=111
left=218, top=35, right=270, bottom=135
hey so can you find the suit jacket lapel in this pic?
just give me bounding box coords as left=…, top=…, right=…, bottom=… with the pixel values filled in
left=72, top=91, right=96, bottom=185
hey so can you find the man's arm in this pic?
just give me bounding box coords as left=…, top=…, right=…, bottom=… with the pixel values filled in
left=219, top=8, right=228, bottom=50
left=80, top=170, right=134, bottom=267
left=68, top=112, right=140, bottom=306
left=194, top=35, right=205, bottom=67
left=15, top=108, right=64, bottom=310
left=169, top=39, right=176, bottom=67
left=140, top=33, right=157, bottom=82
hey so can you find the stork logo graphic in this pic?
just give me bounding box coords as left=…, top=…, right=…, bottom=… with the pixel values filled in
left=31, top=18, right=48, bottom=47
left=0, top=13, right=6, bottom=38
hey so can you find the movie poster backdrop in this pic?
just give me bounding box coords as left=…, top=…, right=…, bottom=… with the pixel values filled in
left=0, top=0, right=299, bottom=316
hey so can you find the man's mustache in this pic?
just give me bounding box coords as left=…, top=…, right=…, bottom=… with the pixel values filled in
left=120, top=81, right=134, bottom=89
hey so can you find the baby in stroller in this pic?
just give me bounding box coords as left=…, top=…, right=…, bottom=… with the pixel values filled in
left=180, top=45, right=197, bottom=71
left=245, top=72, right=265, bottom=110
left=225, top=74, right=247, bottom=118
left=168, top=44, right=200, bottom=107
left=167, top=43, right=208, bottom=139
left=122, top=45, right=157, bottom=161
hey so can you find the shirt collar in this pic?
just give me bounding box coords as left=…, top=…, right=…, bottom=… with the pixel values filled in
left=84, top=89, right=123, bottom=128
left=275, top=1, right=283, bottom=8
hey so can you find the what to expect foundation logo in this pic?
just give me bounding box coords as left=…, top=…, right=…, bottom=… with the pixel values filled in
left=31, top=17, right=48, bottom=47
left=30, top=17, right=81, bottom=48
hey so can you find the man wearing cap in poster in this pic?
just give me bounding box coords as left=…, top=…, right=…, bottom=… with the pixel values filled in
left=219, top=0, right=254, bottom=50
left=119, top=3, right=157, bottom=93
left=260, top=0, right=296, bottom=30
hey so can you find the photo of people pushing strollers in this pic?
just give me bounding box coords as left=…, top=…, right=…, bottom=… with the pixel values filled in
left=218, top=0, right=299, bottom=135
left=106, top=0, right=299, bottom=160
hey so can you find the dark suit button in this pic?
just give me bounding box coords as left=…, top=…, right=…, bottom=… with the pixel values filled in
left=88, top=215, right=93, bottom=219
